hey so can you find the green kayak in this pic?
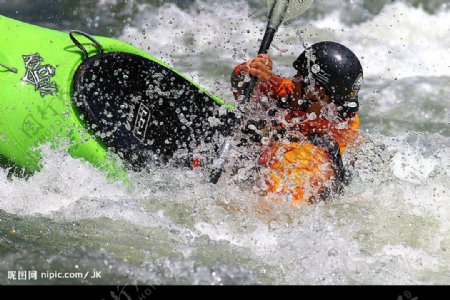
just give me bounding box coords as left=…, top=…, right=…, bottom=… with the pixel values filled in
left=0, top=15, right=234, bottom=180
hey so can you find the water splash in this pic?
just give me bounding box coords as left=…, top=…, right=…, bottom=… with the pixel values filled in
left=1, top=0, right=449, bottom=285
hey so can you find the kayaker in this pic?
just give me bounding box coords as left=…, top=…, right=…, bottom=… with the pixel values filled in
left=231, top=41, right=363, bottom=205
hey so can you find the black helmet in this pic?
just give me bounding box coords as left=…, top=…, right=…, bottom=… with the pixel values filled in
left=293, top=41, right=363, bottom=117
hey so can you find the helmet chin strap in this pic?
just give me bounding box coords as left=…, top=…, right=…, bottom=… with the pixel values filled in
left=297, top=98, right=313, bottom=111
left=297, top=78, right=315, bottom=111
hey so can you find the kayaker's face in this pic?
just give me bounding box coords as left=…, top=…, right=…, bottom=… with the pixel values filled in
left=291, top=72, right=331, bottom=115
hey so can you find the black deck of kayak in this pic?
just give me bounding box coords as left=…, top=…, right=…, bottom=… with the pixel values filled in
left=72, top=52, right=234, bottom=169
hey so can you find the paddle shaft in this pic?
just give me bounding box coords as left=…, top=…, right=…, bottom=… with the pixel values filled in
left=209, top=1, right=290, bottom=184
left=243, top=27, right=277, bottom=100
left=209, top=24, right=280, bottom=185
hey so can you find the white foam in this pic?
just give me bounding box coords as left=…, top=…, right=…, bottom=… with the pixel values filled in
left=2, top=1, right=450, bottom=285
left=122, top=1, right=450, bottom=86
left=342, top=2, right=450, bottom=79
left=390, top=147, right=437, bottom=184
left=279, top=2, right=450, bottom=80
left=0, top=144, right=128, bottom=216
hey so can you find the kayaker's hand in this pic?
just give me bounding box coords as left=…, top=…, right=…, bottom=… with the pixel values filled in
left=240, top=54, right=273, bottom=82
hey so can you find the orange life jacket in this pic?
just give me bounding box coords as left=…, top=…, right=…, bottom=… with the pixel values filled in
left=232, top=65, right=360, bottom=205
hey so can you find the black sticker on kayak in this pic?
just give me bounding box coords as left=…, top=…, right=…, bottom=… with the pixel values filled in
left=22, top=53, right=58, bottom=97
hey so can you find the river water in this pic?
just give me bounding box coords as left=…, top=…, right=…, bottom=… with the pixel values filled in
left=0, top=0, right=449, bottom=285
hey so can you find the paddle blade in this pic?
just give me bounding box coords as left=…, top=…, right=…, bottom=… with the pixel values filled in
left=267, top=0, right=313, bottom=22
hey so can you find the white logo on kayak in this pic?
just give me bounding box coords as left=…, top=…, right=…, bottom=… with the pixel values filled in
left=22, top=53, right=58, bottom=97
left=133, top=103, right=151, bottom=141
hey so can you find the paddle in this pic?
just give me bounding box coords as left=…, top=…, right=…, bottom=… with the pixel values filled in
left=209, top=0, right=313, bottom=184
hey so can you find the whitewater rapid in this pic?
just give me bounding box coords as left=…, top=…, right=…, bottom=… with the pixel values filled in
left=0, top=0, right=449, bottom=285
